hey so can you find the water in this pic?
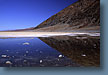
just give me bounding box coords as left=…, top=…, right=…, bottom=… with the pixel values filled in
left=0, top=36, right=100, bottom=67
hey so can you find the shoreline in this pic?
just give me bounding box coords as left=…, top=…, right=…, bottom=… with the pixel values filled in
left=0, top=32, right=100, bottom=38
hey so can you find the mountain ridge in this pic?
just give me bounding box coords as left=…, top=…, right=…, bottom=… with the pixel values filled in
left=34, top=0, right=100, bottom=32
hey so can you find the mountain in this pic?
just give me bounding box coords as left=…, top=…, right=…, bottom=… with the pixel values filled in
left=0, top=27, right=35, bottom=32
left=34, top=0, right=100, bottom=32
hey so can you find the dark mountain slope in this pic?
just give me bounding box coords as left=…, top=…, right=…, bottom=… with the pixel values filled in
left=34, top=0, right=100, bottom=32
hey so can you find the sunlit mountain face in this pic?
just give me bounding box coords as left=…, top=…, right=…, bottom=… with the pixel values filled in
left=34, top=0, right=100, bottom=32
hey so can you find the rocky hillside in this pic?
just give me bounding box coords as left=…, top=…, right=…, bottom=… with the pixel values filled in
left=34, top=0, right=100, bottom=32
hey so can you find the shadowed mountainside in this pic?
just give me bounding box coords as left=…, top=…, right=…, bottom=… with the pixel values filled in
left=34, top=0, right=100, bottom=32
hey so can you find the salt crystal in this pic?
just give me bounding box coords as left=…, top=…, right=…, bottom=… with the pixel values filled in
left=40, top=60, right=43, bottom=63
left=59, top=55, right=63, bottom=58
left=1, top=55, right=7, bottom=58
left=6, top=61, right=12, bottom=64
left=26, top=51, right=29, bottom=53
left=23, top=42, right=30, bottom=45
left=82, top=54, right=86, bottom=57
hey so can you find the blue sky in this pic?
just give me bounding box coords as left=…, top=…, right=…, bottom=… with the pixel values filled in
left=0, top=0, right=78, bottom=31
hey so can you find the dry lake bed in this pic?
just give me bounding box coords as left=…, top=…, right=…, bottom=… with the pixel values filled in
left=0, top=32, right=100, bottom=38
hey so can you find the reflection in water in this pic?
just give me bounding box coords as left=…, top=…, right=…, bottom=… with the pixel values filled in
left=0, top=37, right=80, bottom=67
left=39, top=35, right=100, bottom=67
left=0, top=35, right=100, bottom=67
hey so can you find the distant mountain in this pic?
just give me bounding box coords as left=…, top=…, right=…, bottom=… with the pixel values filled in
left=34, top=0, right=100, bottom=32
left=0, top=27, right=35, bottom=32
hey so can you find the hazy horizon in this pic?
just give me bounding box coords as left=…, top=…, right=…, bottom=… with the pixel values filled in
left=0, top=0, right=78, bottom=31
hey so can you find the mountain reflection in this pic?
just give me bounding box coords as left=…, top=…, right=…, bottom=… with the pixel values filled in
left=38, top=35, right=100, bottom=67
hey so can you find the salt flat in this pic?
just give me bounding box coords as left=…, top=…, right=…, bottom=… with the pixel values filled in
left=0, top=32, right=100, bottom=38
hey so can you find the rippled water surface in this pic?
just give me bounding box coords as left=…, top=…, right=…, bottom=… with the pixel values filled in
left=0, top=36, right=100, bottom=67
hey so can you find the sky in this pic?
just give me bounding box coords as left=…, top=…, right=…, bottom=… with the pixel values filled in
left=0, top=0, right=78, bottom=31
